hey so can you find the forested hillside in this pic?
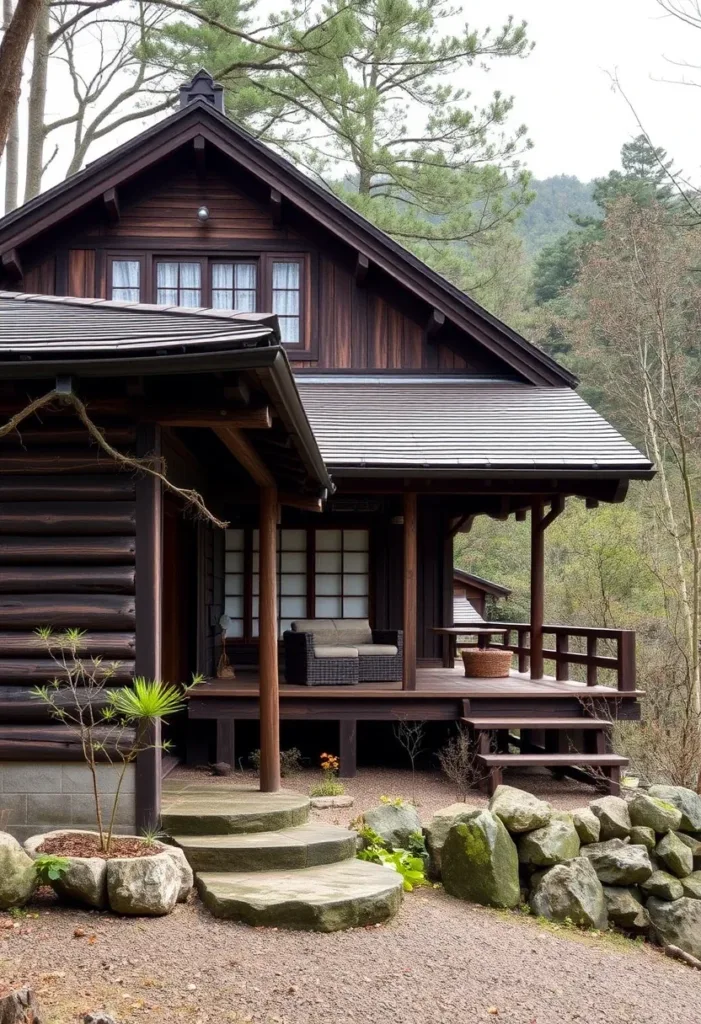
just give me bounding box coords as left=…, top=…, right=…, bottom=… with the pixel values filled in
left=516, top=175, right=598, bottom=253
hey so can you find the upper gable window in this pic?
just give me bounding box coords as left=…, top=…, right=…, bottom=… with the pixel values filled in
left=111, top=260, right=140, bottom=302
left=156, top=261, right=202, bottom=307
left=271, top=260, right=301, bottom=343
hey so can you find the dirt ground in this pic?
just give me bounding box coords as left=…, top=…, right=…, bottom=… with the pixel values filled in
left=3, top=768, right=698, bottom=1024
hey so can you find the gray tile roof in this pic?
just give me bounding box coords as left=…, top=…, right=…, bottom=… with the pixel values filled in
left=0, top=292, right=276, bottom=357
left=296, top=377, right=653, bottom=475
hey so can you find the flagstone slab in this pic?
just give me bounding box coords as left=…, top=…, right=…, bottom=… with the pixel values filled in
left=173, top=824, right=357, bottom=872
left=196, top=858, right=403, bottom=931
left=161, top=785, right=310, bottom=836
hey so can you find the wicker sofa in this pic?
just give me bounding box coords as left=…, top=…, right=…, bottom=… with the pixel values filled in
left=283, top=618, right=404, bottom=685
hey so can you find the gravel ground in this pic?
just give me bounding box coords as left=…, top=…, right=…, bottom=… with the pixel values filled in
left=2, top=888, right=699, bottom=1024
left=5, top=768, right=695, bottom=1024
left=168, top=764, right=597, bottom=828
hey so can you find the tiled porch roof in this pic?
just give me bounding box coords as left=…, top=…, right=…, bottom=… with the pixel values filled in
left=296, top=376, right=654, bottom=477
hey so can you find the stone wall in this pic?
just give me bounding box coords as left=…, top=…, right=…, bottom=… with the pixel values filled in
left=0, top=762, right=136, bottom=843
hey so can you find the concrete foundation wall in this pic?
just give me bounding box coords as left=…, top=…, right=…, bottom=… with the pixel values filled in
left=0, top=762, right=136, bottom=843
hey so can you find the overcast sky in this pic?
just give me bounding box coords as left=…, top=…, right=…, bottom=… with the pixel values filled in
left=487, top=0, right=700, bottom=180
left=4, top=0, right=701, bottom=200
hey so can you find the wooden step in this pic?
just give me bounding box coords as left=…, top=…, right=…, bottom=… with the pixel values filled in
left=476, top=752, right=629, bottom=798
left=462, top=717, right=611, bottom=730
left=477, top=753, right=628, bottom=767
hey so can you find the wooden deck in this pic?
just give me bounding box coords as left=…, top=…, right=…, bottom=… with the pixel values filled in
left=187, top=665, right=642, bottom=779
left=193, top=665, right=643, bottom=701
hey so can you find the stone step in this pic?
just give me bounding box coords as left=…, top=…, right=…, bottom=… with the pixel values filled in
left=173, top=824, right=357, bottom=872
left=161, top=784, right=310, bottom=836
left=196, top=858, right=403, bottom=932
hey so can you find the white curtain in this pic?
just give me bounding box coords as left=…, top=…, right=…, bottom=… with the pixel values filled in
left=179, top=262, right=201, bottom=307
left=111, top=261, right=140, bottom=302
left=156, top=262, right=179, bottom=305
left=272, top=261, right=300, bottom=342
left=234, top=263, right=257, bottom=312
left=156, top=262, right=200, bottom=306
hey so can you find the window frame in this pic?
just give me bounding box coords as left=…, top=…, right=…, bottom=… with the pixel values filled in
left=223, top=525, right=371, bottom=644
left=152, top=256, right=206, bottom=308
left=209, top=258, right=261, bottom=313
left=105, top=250, right=315, bottom=356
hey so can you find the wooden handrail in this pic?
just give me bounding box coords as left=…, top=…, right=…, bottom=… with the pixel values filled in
left=462, top=621, right=638, bottom=692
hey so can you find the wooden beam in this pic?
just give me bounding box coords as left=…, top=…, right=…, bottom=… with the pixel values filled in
left=515, top=510, right=527, bottom=522
left=194, top=135, right=206, bottom=177
left=223, top=379, right=251, bottom=406
left=403, top=491, right=418, bottom=691
left=1, top=248, right=22, bottom=281
left=586, top=498, right=600, bottom=510
left=530, top=497, right=545, bottom=681
left=355, top=253, right=369, bottom=285
left=279, top=493, right=323, bottom=513
left=155, top=406, right=272, bottom=429
left=102, top=187, right=120, bottom=224
left=426, top=309, right=445, bottom=339
left=449, top=513, right=473, bottom=537
left=214, top=425, right=275, bottom=487
left=270, top=188, right=283, bottom=226
left=541, top=494, right=565, bottom=531
left=134, top=424, right=163, bottom=832
left=259, top=485, right=280, bottom=792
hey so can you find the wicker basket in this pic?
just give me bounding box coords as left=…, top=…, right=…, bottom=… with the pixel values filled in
left=461, top=648, right=513, bottom=678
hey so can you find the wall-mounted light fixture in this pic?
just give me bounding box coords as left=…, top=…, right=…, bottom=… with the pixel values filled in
left=197, top=205, right=210, bottom=224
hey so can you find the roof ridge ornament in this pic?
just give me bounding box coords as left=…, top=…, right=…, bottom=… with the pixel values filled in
left=179, top=69, right=224, bottom=112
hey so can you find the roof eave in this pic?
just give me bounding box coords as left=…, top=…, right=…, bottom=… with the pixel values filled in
left=325, top=465, right=656, bottom=480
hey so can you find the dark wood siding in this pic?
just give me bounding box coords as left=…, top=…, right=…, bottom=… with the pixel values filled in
left=0, top=417, right=137, bottom=692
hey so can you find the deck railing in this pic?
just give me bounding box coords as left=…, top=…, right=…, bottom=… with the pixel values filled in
left=465, top=622, right=637, bottom=692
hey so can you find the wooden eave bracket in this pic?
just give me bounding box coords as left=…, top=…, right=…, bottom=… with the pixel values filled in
left=1, top=248, right=22, bottom=282
left=155, top=405, right=272, bottom=429
left=102, top=187, right=120, bottom=224
left=214, top=424, right=275, bottom=488
left=539, top=494, right=565, bottom=531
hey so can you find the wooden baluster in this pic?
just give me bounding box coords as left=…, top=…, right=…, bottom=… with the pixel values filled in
left=555, top=632, right=570, bottom=681
left=586, top=635, right=598, bottom=687
left=617, top=631, right=636, bottom=692
left=517, top=629, right=528, bottom=673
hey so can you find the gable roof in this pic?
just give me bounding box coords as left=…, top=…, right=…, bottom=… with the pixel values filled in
left=0, top=97, right=575, bottom=389
left=453, top=568, right=512, bottom=598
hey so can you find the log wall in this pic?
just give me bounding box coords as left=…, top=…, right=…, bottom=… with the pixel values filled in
left=0, top=417, right=137, bottom=705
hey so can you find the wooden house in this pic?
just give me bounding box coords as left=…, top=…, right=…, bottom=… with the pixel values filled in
left=452, top=569, right=511, bottom=625
left=0, top=73, right=653, bottom=834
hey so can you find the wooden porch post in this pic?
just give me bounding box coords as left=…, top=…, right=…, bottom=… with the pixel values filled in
left=259, top=485, right=281, bottom=792
left=403, top=491, right=418, bottom=691
left=134, top=424, right=163, bottom=831
left=530, top=497, right=545, bottom=681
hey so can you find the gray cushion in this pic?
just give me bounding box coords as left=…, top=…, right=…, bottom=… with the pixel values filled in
left=332, top=618, right=372, bottom=646
left=291, top=619, right=337, bottom=645
left=355, top=644, right=398, bottom=657
left=314, top=645, right=359, bottom=659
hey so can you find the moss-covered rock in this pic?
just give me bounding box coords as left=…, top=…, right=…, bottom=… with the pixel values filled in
left=649, top=785, right=701, bottom=832
left=640, top=870, right=684, bottom=901
left=424, top=803, right=480, bottom=879
left=530, top=857, right=607, bottom=930
left=603, top=886, right=649, bottom=930
left=589, top=796, right=631, bottom=840
left=363, top=802, right=422, bottom=849
left=488, top=785, right=551, bottom=834
left=518, top=818, right=580, bottom=867
left=656, top=830, right=694, bottom=879
left=647, top=896, right=701, bottom=958
left=0, top=834, right=36, bottom=910
left=441, top=810, right=520, bottom=909
left=629, top=793, right=682, bottom=834
left=572, top=807, right=600, bottom=844
left=680, top=871, right=701, bottom=900
left=580, top=838, right=652, bottom=885
left=675, top=832, right=701, bottom=870
left=629, top=826, right=656, bottom=850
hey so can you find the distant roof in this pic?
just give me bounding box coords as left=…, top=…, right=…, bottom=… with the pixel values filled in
left=453, top=597, right=487, bottom=626
left=453, top=568, right=511, bottom=598
left=297, top=377, right=654, bottom=478
left=0, top=292, right=277, bottom=358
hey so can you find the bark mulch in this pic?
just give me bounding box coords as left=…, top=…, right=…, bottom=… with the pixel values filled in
left=37, top=834, right=155, bottom=859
